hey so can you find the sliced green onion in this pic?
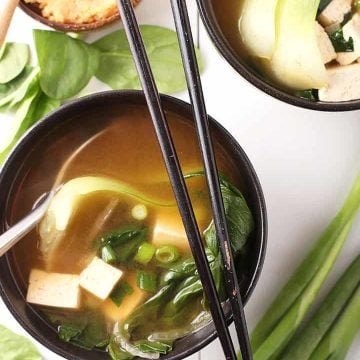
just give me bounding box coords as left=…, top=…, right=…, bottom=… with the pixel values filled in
left=155, top=246, right=180, bottom=265
left=131, top=204, right=148, bottom=220
left=110, top=282, right=134, bottom=307
left=101, top=245, right=117, bottom=264
left=137, top=271, right=158, bottom=293
left=134, top=243, right=156, bottom=265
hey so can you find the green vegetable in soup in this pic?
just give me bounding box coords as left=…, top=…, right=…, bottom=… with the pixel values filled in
left=330, top=29, right=354, bottom=53
left=294, top=89, right=318, bottom=102
left=93, top=25, right=204, bottom=94
left=155, top=245, right=180, bottom=265
left=185, top=171, right=254, bottom=256
left=250, top=172, right=360, bottom=359
left=267, top=0, right=328, bottom=90
left=0, top=43, right=30, bottom=84
left=239, top=0, right=278, bottom=58
left=0, top=325, right=41, bottom=360
left=281, top=255, right=360, bottom=360
left=110, top=282, right=134, bottom=307
left=134, top=242, right=156, bottom=265
left=137, top=271, right=158, bottom=293
left=33, top=30, right=100, bottom=100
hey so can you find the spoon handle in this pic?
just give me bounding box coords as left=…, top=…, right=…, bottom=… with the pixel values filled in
left=0, top=0, right=19, bottom=47
left=0, top=192, right=53, bottom=257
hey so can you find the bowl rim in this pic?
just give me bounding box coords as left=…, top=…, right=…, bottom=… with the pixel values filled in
left=0, top=90, right=267, bottom=360
left=196, top=0, right=360, bottom=112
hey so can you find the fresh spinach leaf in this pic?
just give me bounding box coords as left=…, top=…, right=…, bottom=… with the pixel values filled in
left=330, top=29, right=354, bottom=52
left=108, top=337, right=133, bottom=360
left=0, top=66, right=40, bottom=109
left=0, top=325, right=41, bottom=360
left=0, top=43, right=30, bottom=84
left=0, top=78, right=61, bottom=164
left=94, top=25, right=204, bottom=94
left=33, top=30, right=100, bottom=100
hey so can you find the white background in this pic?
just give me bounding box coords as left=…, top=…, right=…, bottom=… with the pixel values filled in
left=0, top=1, right=359, bottom=359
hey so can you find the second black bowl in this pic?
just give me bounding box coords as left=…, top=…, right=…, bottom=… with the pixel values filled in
left=197, top=0, right=360, bottom=112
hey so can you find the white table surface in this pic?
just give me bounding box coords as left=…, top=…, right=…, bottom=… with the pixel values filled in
left=1, top=1, right=359, bottom=359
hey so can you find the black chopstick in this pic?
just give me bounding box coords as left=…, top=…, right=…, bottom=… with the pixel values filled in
left=116, top=0, right=237, bottom=359
left=169, top=1, right=253, bottom=359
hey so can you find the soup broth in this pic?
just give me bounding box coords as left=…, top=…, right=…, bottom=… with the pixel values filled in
left=10, top=104, right=252, bottom=359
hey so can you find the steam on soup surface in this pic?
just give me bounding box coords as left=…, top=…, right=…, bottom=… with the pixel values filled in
left=11, top=105, right=254, bottom=359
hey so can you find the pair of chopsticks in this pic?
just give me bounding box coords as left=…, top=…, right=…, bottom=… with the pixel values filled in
left=116, top=1, right=252, bottom=359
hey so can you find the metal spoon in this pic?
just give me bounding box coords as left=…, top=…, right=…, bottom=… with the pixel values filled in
left=0, top=191, right=54, bottom=257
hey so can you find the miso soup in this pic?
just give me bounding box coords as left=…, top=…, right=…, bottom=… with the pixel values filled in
left=10, top=104, right=254, bottom=359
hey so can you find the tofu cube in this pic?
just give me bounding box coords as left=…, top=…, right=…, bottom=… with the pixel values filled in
left=318, top=63, right=360, bottom=101
left=80, top=257, right=123, bottom=300
left=336, top=14, right=360, bottom=65
left=318, top=0, right=352, bottom=27
left=316, top=21, right=337, bottom=64
left=101, top=272, right=147, bottom=323
left=26, top=269, right=80, bottom=309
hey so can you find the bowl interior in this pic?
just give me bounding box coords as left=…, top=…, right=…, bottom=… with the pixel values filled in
left=197, top=0, right=360, bottom=111
left=0, top=91, right=266, bottom=360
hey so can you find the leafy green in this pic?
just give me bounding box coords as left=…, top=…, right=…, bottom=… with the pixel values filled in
left=0, top=43, right=30, bottom=84
left=108, top=337, right=133, bottom=360
left=330, top=29, right=354, bottom=52
left=47, top=311, right=109, bottom=350
left=0, top=325, right=41, bottom=360
left=33, top=30, right=100, bottom=100
left=0, top=66, right=39, bottom=109
left=250, top=172, right=360, bottom=359
left=281, top=254, right=360, bottom=360
left=185, top=171, right=254, bottom=256
left=110, top=282, right=134, bottom=307
left=294, top=89, right=318, bottom=102
left=93, top=25, right=203, bottom=94
left=134, top=340, right=172, bottom=354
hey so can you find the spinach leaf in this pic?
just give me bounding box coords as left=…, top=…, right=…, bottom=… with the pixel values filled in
left=0, top=325, right=41, bottom=360
left=99, top=226, right=148, bottom=262
left=108, top=337, right=133, bottom=360
left=94, top=25, right=204, bottom=94
left=0, top=43, right=30, bottom=84
left=330, top=29, right=354, bottom=52
left=185, top=172, right=254, bottom=256
left=0, top=78, right=61, bottom=164
left=318, top=0, right=332, bottom=14
left=47, top=311, right=109, bottom=350
left=33, top=30, right=100, bottom=100
left=295, top=89, right=318, bottom=102
left=134, top=340, right=172, bottom=354
left=0, top=66, right=40, bottom=109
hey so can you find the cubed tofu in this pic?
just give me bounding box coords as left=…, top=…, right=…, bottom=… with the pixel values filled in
left=337, top=14, right=360, bottom=65
left=318, top=0, right=352, bottom=27
left=318, top=63, right=360, bottom=101
left=151, top=205, right=210, bottom=253
left=26, top=269, right=80, bottom=309
left=316, top=21, right=337, bottom=64
left=79, top=257, right=123, bottom=300
left=101, top=272, right=147, bottom=323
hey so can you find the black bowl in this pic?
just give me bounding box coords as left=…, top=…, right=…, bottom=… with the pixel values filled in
left=197, top=0, right=360, bottom=112
left=0, top=91, right=267, bottom=360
